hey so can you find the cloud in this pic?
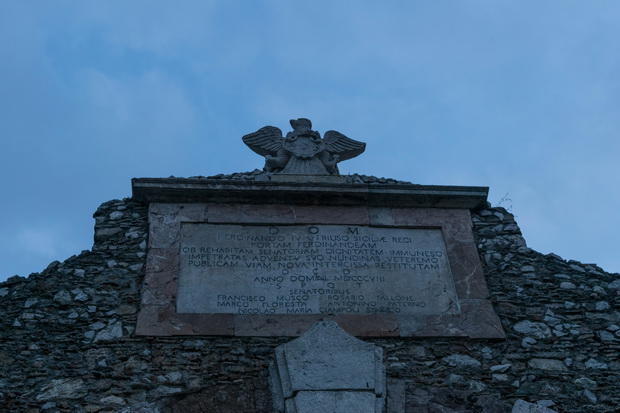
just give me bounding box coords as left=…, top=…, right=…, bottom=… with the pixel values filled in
left=58, top=1, right=220, bottom=55
left=16, top=229, right=61, bottom=258
left=1, top=1, right=620, bottom=282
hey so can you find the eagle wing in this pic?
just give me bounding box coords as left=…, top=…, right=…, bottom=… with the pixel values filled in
left=323, top=130, right=366, bottom=161
left=242, top=126, right=283, bottom=156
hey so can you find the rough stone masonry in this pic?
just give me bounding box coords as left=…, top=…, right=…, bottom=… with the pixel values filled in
left=0, top=172, right=619, bottom=412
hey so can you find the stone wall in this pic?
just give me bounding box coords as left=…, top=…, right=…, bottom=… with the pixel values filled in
left=1, top=197, right=619, bottom=412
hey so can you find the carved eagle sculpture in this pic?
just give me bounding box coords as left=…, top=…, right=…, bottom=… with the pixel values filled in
left=242, top=118, right=366, bottom=175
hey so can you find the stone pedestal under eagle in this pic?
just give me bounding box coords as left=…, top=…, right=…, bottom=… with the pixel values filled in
left=242, top=118, right=366, bottom=175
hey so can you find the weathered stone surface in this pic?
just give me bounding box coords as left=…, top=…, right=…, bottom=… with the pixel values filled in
left=141, top=248, right=178, bottom=306
left=513, top=321, right=552, bottom=339
left=405, top=386, right=510, bottom=412
left=273, top=321, right=384, bottom=393
left=490, top=363, right=512, bottom=372
left=527, top=358, right=567, bottom=371
left=208, top=204, right=297, bottom=224
left=161, top=377, right=272, bottom=413
left=560, top=281, right=576, bottom=289
left=36, top=379, right=86, bottom=401
left=442, top=354, right=482, bottom=369
left=93, top=321, right=123, bottom=342
left=2, top=191, right=620, bottom=412
left=294, top=205, right=370, bottom=225
left=292, top=391, right=377, bottom=413
left=585, top=358, right=608, bottom=370
left=94, top=227, right=122, bottom=241
left=100, top=395, right=126, bottom=407
left=332, top=314, right=400, bottom=337
left=177, top=223, right=457, bottom=316
left=135, top=193, right=501, bottom=338
left=136, top=305, right=235, bottom=336
left=583, top=389, right=598, bottom=404
left=448, top=241, right=490, bottom=299
left=400, top=299, right=504, bottom=339
left=607, top=279, right=620, bottom=289
left=270, top=321, right=384, bottom=412
left=386, top=378, right=405, bottom=413
left=0, top=351, right=15, bottom=367
left=574, top=376, right=597, bottom=390
left=512, top=399, right=558, bottom=413
left=242, top=118, right=366, bottom=175
left=132, top=177, right=489, bottom=209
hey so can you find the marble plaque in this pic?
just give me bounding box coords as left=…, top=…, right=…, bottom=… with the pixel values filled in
left=177, top=223, right=459, bottom=316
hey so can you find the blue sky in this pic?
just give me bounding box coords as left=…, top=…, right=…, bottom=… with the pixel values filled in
left=1, top=1, right=619, bottom=282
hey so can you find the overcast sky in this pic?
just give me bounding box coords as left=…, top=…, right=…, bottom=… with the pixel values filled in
left=1, top=1, right=619, bottom=282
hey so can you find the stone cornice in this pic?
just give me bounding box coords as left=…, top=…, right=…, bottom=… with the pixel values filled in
left=131, top=177, right=489, bottom=210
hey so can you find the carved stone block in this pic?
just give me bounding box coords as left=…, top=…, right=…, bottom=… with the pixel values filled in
left=269, top=321, right=385, bottom=413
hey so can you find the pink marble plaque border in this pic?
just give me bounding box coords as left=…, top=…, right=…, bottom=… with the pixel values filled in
left=136, top=203, right=504, bottom=338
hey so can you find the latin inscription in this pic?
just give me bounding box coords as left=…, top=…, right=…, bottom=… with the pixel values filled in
left=177, top=224, right=459, bottom=316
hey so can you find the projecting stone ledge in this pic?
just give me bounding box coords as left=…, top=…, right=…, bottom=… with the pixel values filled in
left=269, top=321, right=385, bottom=413
left=131, top=175, right=489, bottom=210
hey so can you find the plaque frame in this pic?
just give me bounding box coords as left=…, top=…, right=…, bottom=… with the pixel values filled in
left=133, top=178, right=504, bottom=338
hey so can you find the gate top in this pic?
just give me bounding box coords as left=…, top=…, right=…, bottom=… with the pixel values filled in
left=242, top=118, right=366, bottom=175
